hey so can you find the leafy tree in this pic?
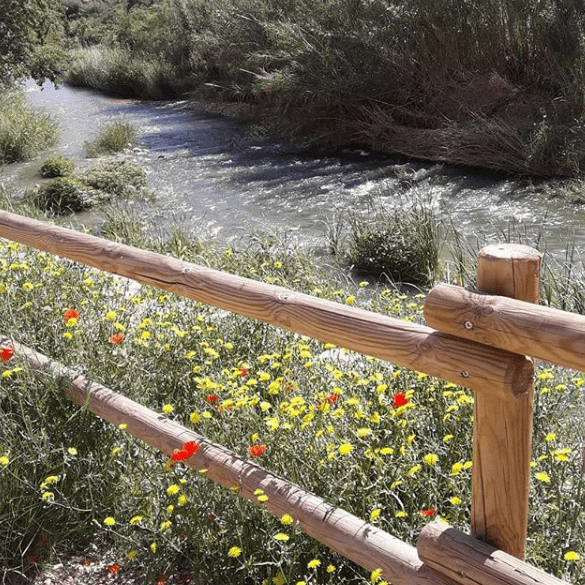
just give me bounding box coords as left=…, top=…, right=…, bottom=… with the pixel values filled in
left=0, top=0, right=65, bottom=86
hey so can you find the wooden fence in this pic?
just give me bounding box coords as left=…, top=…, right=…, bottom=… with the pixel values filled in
left=0, top=210, right=580, bottom=585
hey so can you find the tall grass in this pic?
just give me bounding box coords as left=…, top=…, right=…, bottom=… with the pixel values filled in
left=0, top=203, right=584, bottom=583
left=328, top=198, right=440, bottom=288
left=0, top=90, right=60, bottom=164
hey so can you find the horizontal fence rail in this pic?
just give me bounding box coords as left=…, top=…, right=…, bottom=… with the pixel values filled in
left=0, top=210, right=533, bottom=398
left=425, top=283, right=585, bottom=372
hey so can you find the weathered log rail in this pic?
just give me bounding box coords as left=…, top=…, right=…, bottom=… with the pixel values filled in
left=0, top=211, right=579, bottom=585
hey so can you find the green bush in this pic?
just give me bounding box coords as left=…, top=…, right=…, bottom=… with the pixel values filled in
left=85, top=120, right=138, bottom=157
left=40, top=156, right=75, bottom=178
left=0, top=90, right=60, bottom=164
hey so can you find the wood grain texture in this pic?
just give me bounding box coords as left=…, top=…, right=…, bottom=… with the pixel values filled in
left=1, top=335, right=456, bottom=585
left=0, top=210, right=533, bottom=397
left=418, top=521, right=569, bottom=585
left=471, top=244, right=539, bottom=559
left=425, top=284, right=585, bottom=372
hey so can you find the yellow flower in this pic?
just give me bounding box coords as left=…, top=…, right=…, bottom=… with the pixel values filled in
left=258, top=495, right=269, bottom=502
left=545, top=432, right=556, bottom=442
left=449, top=497, right=462, bottom=505
left=162, top=404, right=174, bottom=414
left=273, top=570, right=286, bottom=585
left=273, top=532, right=290, bottom=542
left=68, top=447, right=78, bottom=456
left=307, top=559, right=321, bottom=569
left=266, top=417, right=279, bottom=431
left=326, top=565, right=336, bottom=573
left=41, top=492, right=54, bottom=502
left=280, top=514, right=294, bottom=525
left=395, top=511, right=407, bottom=518
left=0, top=456, right=9, bottom=466
left=127, top=550, right=137, bottom=561
left=338, top=443, right=353, bottom=455
left=159, top=520, right=172, bottom=532
left=228, top=546, right=242, bottom=558
left=406, top=464, right=421, bottom=476
left=451, top=462, right=463, bottom=476
left=166, top=484, right=180, bottom=496
left=178, top=495, right=188, bottom=506
left=103, top=516, right=116, bottom=526
left=150, top=542, right=157, bottom=554
left=371, top=568, right=383, bottom=583
left=166, top=505, right=174, bottom=514
left=424, top=453, right=439, bottom=466
left=357, top=427, right=371, bottom=438
left=564, top=551, right=580, bottom=561
left=370, top=508, right=381, bottom=521
left=379, top=447, right=394, bottom=455
left=443, top=434, right=454, bottom=443
left=130, top=515, right=143, bottom=525
left=189, top=412, right=200, bottom=424
left=535, top=471, right=551, bottom=483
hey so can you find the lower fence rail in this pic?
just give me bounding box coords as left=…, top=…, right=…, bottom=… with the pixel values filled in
left=0, top=334, right=568, bottom=585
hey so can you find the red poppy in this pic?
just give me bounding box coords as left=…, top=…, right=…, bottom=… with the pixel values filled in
left=183, top=441, right=200, bottom=456
left=170, top=440, right=200, bottom=461
left=156, top=574, right=168, bottom=585
left=248, top=444, right=267, bottom=457
left=420, top=508, right=436, bottom=517
left=0, top=344, right=14, bottom=362
left=238, top=367, right=248, bottom=378
left=108, top=564, right=120, bottom=574
left=392, top=392, right=409, bottom=408
left=325, top=394, right=338, bottom=405
left=108, top=332, right=125, bottom=344
left=64, top=308, right=79, bottom=322
left=206, top=394, right=218, bottom=404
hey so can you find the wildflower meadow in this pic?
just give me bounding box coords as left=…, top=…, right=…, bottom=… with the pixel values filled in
left=0, top=228, right=584, bottom=584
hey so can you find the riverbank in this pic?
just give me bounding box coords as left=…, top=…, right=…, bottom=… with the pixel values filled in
left=61, top=0, right=585, bottom=178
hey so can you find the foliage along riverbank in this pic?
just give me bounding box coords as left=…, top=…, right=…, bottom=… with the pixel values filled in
left=61, top=0, right=585, bottom=178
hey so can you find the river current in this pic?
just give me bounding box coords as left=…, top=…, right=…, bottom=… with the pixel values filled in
left=3, top=80, right=585, bottom=266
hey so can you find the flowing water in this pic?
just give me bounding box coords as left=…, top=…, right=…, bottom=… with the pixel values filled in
left=4, top=80, right=585, bottom=265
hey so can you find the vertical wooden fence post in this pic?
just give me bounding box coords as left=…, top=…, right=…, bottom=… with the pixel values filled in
left=471, top=243, right=542, bottom=559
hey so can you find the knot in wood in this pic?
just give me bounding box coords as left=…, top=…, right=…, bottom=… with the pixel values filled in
left=464, top=320, right=474, bottom=330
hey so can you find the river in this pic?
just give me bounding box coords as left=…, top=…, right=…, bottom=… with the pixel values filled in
left=3, top=80, right=585, bottom=267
